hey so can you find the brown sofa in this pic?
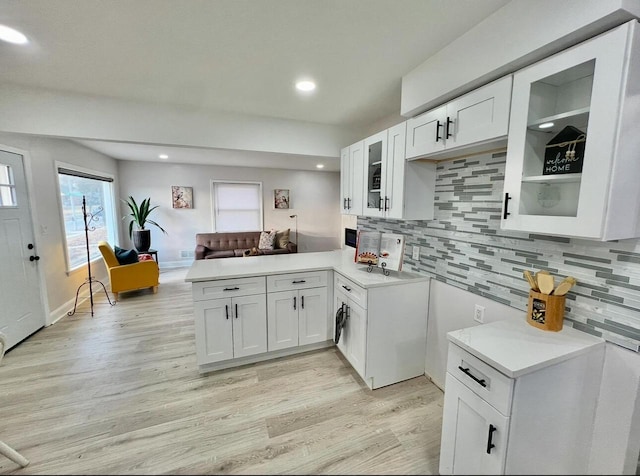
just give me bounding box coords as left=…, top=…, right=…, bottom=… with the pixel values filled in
left=195, top=231, right=297, bottom=260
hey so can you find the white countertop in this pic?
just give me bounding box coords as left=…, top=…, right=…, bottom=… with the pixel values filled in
left=185, top=249, right=429, bottom=289
left=447, top=319, right=605, bottom=378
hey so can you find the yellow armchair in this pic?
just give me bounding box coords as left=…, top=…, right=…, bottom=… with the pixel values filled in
left=98, top=241, right=159, bottom=301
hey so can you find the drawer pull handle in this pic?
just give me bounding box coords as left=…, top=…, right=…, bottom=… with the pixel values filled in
left=458, top=366, right=487, bottom=387
left=486, top=424, right=497, bottom=454
left=223, top=287, right=240, bottom=291
left=342, top=285, right=352, bottom=292
left=292, top=280, right=306, bottom=284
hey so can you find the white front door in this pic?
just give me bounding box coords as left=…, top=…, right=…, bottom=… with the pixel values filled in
left=0, top=149, right=46, bottom=350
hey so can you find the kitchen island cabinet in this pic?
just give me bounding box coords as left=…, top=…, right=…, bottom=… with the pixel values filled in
left=439, top=319, right=605, bottom=475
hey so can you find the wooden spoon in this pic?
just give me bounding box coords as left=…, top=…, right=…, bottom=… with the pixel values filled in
left=554, top=276, right=577, bottom=296
left=537, top=272, right=555, bottom=295
left=523, top=270, right=539, bottom=291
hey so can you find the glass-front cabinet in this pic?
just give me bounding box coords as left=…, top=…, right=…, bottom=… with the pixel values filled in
left=364, top=131, right=387, bottom=218
left=501, top=20, right=640, bottom=241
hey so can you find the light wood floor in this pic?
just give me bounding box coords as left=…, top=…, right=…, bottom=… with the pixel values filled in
left=0, top=268, right=444, bottom=475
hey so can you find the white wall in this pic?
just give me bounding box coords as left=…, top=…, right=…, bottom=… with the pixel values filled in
left=0, top=132, right=118, bottom=323
left=0, top=83, right=362, bottom=159
left=401, top=0, right=640, bottom=116
left=116, top=160, right=341, bottom=266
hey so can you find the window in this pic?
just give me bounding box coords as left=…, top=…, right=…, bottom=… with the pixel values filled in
left=0, top=163, right=17, bottom=207
left=57, top=164, right=117, bottom=271
left=211, top=181, right=263, bottom=232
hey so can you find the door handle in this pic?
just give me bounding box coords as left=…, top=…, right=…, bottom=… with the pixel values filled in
left=347, top=198, right=351, bottom=209
left=458, top=366, right=487, bottom=387
left=436, top=120, right=443, bottom=142
left=301, top=295, right=304, bottom=309
left=503, top=193, right=512, bottom=219
left=27, top=243, right=34, bottom=250
left=343, top=198, right=347, bottom=209
left=384, top=196, right=389, bottom=211
left=29, top=255, right=40, bottom=261
left=235, top=303, right=238, bottom=319
left=225, top=304, right=229, bottom=320
left=293, top=296, right=297, bottom=310
left=378, top=197, right=383, bottom=211
left=486, top=424, right=497, bottom=454
left=446, top=116, right=454, bottom=138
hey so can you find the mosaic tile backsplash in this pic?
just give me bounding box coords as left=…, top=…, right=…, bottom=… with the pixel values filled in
left=358, top=151, right=640, bottom=352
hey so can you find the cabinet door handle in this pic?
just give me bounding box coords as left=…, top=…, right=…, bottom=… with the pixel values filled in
left=446, top=116, right=454, bottom=138
left=293, top=296, right=297, bottom=310
left=343, top=198, right=346, bottom=210
left=347, top=198, right=351, bottom=209
left=458, top=366, right=487, bottom=387
left=378, top=197, right=383, bottom=211
left=342, top=285, right=351, bottom=292
left=235, top=303, right=238, bottom=319
left=301, top=295, right=304, bottom=309
left=225, top=304, right=229, bottom=320
left=486, top=424, right=497, bottom=454
left=503, top=193, right=511, bottom=219
left=292, top=280, right=306, bottom=284
left=384, top=196, right=389, bottom=211
left=346, top=304, right=350, bottom=319
left=435, top=120, right=443, bottom=142
left=223, top=287, right=240, bottom=291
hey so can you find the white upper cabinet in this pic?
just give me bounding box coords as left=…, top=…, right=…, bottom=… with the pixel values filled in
left=359, top=122, right=435, bottom=220
left=340, top=141, right=364, bottom=215
left=406, top=76, right=512, bottom=160
left=501, top=20, right=640, bottom=240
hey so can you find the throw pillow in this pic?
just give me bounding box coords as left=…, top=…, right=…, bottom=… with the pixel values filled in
left=274, top=228, right=290, bottom=249
left=258, top=230, right=276, bottom=250
left=138, top=253, right=154, bottom=261
left=114, top=246, right=139, bottom=265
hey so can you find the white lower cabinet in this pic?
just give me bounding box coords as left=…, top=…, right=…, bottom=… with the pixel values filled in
left=333, top=272, right=429, bottom=389
left=267, top=286, right=328, bottom=351
left=194, top=293, right=267, bottom=364
left=439, top=320, right=605, bottom=475
left=440, top=374, right=509, bottom=475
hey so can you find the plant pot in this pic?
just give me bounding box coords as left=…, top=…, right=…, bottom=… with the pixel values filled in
left=133, top=229, right=151, bottom=252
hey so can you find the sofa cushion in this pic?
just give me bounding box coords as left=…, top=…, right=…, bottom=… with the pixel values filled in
left=258, top=230, right=276, bottom=250
left=274, top=229, right=290, bottom=249
left=114, top=246, right=139, bottom=265
left=205, top=250, right=235, bottom=259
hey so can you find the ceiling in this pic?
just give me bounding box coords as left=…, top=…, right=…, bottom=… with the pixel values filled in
left=0, top=0, right=510, bottom=169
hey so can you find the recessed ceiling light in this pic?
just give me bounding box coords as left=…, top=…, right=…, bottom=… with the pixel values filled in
left=296, top=80, right=316, bottom=92
left=539, top=122, right=555, bottom=129
left=158, top=154, right=169, bottom=159
left=0, top=25, right=28, bottom=45
left=316, top=164, right=324, bottom=169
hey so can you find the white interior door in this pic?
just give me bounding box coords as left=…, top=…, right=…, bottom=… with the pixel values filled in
left=0, top=149, right=46, bottom=350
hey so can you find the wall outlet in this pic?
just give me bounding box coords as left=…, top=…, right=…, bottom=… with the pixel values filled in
left=412, top=245, right=420, bottom=260
left=474, top=304, right=485, bottom=323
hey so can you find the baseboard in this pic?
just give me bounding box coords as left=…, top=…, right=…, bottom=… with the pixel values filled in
left=48, top=275, right=112, bottom=325
left=160, top=259, right=194, bottom=269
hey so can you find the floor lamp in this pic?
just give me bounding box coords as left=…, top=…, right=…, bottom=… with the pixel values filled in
left=289, top=214, right=298, bottom=250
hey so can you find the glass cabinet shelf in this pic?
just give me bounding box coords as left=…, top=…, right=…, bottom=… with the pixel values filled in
left=527, top=107, right=590, bottom=133
left=521, top=173, right=582, bottom=184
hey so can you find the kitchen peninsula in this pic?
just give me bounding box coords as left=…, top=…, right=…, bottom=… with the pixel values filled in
left=185, top=248, right=430, bottom=389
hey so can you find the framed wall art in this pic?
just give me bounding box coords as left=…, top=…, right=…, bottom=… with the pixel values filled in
left=172, top=186, right=193, bottom=209
left=274, top=189, right=290, bottom=209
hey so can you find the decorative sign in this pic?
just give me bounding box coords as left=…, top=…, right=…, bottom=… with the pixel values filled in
left=543, top=125, right=586, bottom=175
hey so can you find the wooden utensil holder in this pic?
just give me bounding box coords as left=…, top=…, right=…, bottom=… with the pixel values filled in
left=527, top=290, right=566, bottom=331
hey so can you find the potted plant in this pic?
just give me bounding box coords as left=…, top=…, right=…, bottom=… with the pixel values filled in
left=122, top=196, right=167, bottom=252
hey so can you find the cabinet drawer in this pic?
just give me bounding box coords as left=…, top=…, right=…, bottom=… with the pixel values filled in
left=334, top=273, right=367, bottom=309
left=267, top=270, right=328, bottom=292
left=192, top=276, right=266, bottom=301
left=446, top=343, right=514, bottom=416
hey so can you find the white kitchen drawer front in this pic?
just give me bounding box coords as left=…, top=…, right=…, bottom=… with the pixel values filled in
left=192, top=276, right=266, bottom=301
left=266, top=270, right=328, bottom=292
left=447, top=343, right=514, bottom=416
left=334, top=273, right=367, bottom=309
